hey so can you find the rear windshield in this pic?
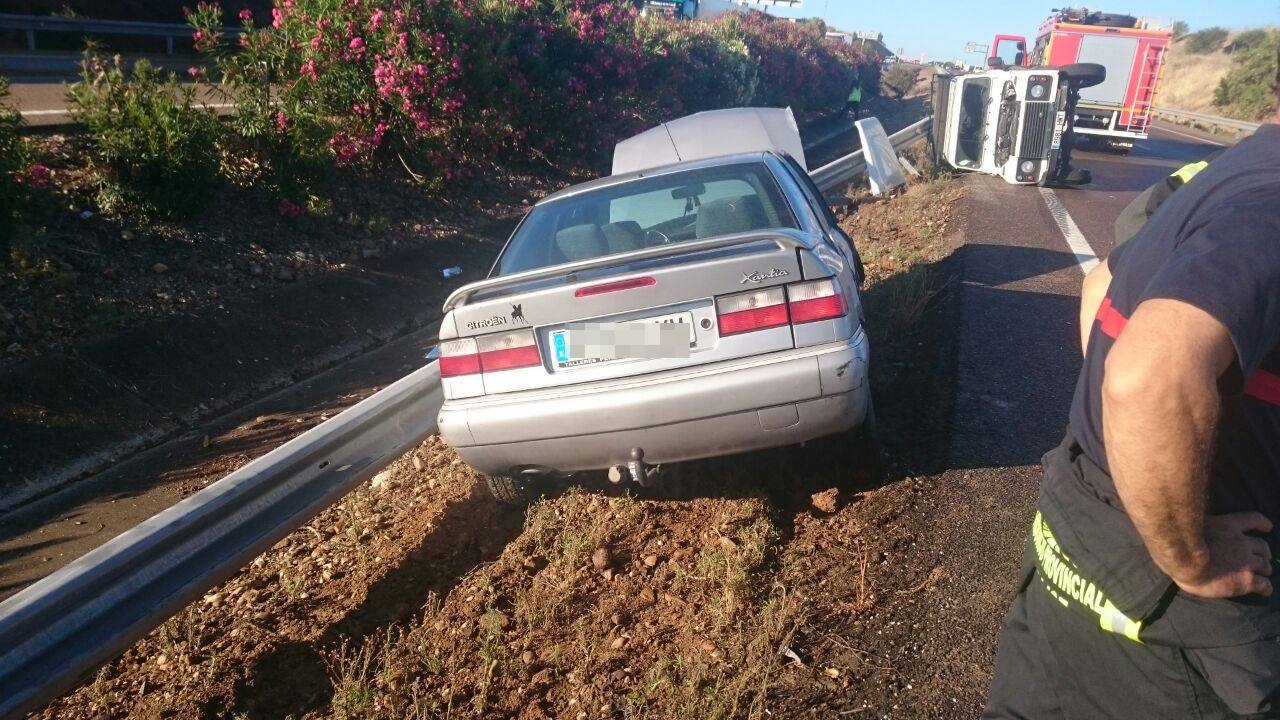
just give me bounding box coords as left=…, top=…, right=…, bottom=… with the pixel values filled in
left=496, top=163, right=798, bottom=276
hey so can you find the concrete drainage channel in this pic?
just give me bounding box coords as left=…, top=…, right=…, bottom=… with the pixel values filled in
left=0, top=117, right=932, bottom=719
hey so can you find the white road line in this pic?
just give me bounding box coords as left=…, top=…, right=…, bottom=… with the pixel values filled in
left=1153, top=125, right=1227, bottom=147
left=20, top=103, right=234, bottom=119
left=1038, top=187, right=1099, bottom=274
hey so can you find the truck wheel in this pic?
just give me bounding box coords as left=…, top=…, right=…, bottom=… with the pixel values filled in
left=1059, top=63, right=1106, bottom=89
left=484, top=474, right=536, bottom=504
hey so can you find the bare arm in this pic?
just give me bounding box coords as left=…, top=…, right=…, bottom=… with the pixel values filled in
left=1103, top=298, right=1272, bottom=598
left=1079, top=259, right=1112, bottom=355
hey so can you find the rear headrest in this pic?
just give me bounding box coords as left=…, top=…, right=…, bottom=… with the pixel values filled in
left=601, top=221, right=644, bottom=254
left=553, top=224, right=607, bottom=264
left=695, top=195, right=768, bottom=239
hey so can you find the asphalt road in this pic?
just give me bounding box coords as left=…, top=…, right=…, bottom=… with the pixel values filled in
left=0, top=122, right=1239, bottom=603
left=7, top=78, right=228, bottom=127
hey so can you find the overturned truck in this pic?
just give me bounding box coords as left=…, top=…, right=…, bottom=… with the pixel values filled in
left=931, top=62, right=1105, bottom=186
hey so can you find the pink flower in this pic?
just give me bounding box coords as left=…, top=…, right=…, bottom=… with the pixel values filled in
left=275, top=111, right=290, bottom=130
left=238, top=7, right=252, bottom=22
left=187, top=66, right=202, bottom=78
left=369, top=8, right=384, bottom=30
left=348, top=37, right=365, bottom=56
left=16, top=163, right=50, bottom=189
left=300, top=58, right=318, bottom=80
left=277, top=198, right=304, bottom=217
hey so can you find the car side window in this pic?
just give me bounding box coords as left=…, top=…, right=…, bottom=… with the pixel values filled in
left=778, top=155, right=834, bottom=232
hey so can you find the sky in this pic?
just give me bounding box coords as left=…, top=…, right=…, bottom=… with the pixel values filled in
left=760, top=0, right=1279, bottom=63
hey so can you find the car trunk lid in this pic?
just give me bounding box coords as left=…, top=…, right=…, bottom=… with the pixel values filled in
left=444, top=232, right=806, bottom=395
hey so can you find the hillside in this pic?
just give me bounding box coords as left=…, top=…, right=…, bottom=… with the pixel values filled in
left=1159, top=35, right=1236, bottom=114
left=1159, top=27, right=1279, bottom=120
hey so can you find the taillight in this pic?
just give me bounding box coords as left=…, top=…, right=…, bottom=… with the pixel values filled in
left=716, top=287, right=789, bottom=336
left=439, top=338, right=481, bottom=377
left=477, top=330, right=541, bottom=372
left=439, top=330, right=541, bottom=377
left=788, top=278, right=846, bottom=324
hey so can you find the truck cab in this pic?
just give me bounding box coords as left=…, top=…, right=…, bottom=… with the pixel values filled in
left=933, top=67, right=1076, bottom=185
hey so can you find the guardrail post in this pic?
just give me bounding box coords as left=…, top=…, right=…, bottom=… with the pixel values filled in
left=165, top=34, right=174, bottom=54
left=26, top=28, right=36, bottom=50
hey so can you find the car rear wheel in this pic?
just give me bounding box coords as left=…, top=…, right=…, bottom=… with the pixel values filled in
left=484, top=474, right=536, bottom=504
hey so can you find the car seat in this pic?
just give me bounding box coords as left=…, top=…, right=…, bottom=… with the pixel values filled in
left=601, top=221, right=645, bottom=253
left=552, top=224, right=607, bottom=264
left=695, top=195, right=768, bottom=238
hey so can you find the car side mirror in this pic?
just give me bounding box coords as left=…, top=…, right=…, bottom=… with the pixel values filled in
left=987, top=56, right=1006, bottom=69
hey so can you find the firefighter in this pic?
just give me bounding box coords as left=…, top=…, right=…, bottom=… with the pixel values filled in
left=1114, top=151, right=1223, bottom=246
left=845, top=76, right=862, bottom=119
left=985, top=57, right=1280, bottom=719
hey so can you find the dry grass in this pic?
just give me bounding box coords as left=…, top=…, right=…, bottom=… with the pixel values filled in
left=318, top=491, right=808, bottom=719
left=1159, top=35, right=1236, bottom=113
left=843, top=174, right=959, bottom=338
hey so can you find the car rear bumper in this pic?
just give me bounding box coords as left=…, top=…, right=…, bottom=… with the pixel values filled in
left=438, top=331, right=870, bottom=476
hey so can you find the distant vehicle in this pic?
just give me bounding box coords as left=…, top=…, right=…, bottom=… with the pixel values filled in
left=435, top=108, right=876, bottom=502
left=932, top=63, right=1105, bottom=185
left=989, top=7, right=1170, bottom=152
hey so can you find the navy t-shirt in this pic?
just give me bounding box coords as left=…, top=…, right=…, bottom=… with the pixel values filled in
left=1041, top=124, right=1280, bottom=671
left=1068, top=125, right=1280, bottom=519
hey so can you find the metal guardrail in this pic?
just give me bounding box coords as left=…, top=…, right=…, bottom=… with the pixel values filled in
left=0, top=363, right=442, bottom=719
left=1152, top=107, right=1262, bottom=137
left=0, top=13, right=238, bottom=54
left=811, top=115, right=932, bottom=193
left=0, top=112, right=933, bottom=719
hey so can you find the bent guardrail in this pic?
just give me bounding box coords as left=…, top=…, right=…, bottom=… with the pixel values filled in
left=810, top=115, right=932, bottom=193
left=1153, top=107, right=1261, bottom=138
left=0, top=363, right=441, bottom=720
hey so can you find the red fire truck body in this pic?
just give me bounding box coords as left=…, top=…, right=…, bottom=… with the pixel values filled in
left=993, top=8, right=1170, bottom=148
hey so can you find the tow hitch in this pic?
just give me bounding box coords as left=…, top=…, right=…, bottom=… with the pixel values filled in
left=608, top=448, right=660, bottom=487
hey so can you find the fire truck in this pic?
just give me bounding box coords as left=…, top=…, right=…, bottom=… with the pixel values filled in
left=991, top=8, right=1170, bottom=151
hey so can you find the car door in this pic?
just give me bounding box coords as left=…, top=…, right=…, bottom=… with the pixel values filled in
left=777, top=155, right=866, bottom=285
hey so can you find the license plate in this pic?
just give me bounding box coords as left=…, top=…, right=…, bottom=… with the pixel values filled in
left=1050, top=110, right=1067, bottom=150
left=551, top=311, right=694, bottom=369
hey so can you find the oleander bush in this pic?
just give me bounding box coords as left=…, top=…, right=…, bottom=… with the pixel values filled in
left=1, top=74, right=40, bottom=263
left=717, top=13, right=866, bottom=115
left=184, top=0, right=879, bottom=193
left=68, top=53, right=223, bottom=219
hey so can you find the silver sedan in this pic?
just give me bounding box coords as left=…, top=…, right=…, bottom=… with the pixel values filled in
left=435, top=109, right=877, bottom=501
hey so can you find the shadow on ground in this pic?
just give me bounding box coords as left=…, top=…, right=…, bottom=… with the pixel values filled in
left=224, top=483, right=526, bottom=718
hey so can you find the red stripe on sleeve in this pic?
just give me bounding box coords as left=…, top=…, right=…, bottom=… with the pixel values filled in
left=1244, top=370, right=1280, bottom=406
left=1096, top=297, right=1129, bottom=339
